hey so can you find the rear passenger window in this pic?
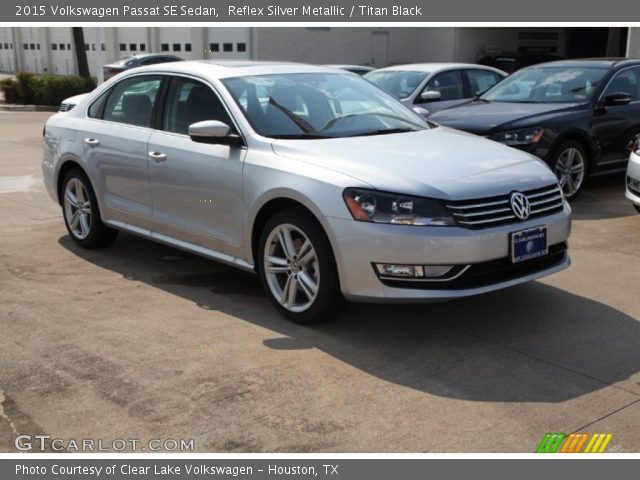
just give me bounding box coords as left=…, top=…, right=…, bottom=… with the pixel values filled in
left=162, top=77, right=233, bottom=135
left=102, top=76, right=162, bottom=128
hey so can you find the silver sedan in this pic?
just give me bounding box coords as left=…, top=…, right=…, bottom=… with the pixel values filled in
left=43, top=61, right=571, bottom=323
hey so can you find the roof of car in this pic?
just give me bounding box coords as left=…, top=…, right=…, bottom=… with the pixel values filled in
left=128, top=59, right=347, bottom=78
left=528, top=58, right=640, bottom=69
left=371, top=63, right=505, bottom=73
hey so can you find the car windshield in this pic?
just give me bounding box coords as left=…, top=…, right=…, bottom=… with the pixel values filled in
left=364, top=70, right=430, bottom=99
left=480, top=66, right=609, bottom=103
left=222, top=72, right=427, bottom=139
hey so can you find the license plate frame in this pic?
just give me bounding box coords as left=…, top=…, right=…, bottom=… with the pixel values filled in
left=511, top=226, right=548, bottom=263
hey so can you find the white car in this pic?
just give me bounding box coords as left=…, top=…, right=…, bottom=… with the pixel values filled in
left=626, top=136, right=640, bottom=213
left=365, top=63, right=507, bottom=115
left=43, top=61, right=570, bottom=323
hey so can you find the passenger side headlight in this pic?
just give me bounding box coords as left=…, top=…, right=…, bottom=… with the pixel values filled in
left=491, top=127, right=544, bottom=146
left=343, top=188, right=455, bottom=226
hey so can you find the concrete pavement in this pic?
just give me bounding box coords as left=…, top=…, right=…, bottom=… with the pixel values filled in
left=0, top=111, right=639, bottom=452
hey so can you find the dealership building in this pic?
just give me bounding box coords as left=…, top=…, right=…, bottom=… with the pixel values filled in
left=0, top=27, right=637, bottom=77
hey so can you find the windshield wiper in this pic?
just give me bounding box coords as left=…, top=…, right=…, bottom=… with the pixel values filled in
left=319, top=112, right=424, bottom=132
left=346, top=128, right=416, bottom=137
left=268, top=97, right=316, bottom=134
left=270, top=134, right=332, bottom=139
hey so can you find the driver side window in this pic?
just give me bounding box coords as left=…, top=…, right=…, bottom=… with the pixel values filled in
left=421, top=71, right=464, bottom=102
left=162, top=77, right=233, bottom=135
left=603, top=67, right=640, bottom=102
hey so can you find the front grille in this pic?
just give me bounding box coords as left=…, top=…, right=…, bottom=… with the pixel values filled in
left=628, top=175, right=640, bottom=197
left=380, top=243, right=568, bottom=290
left=58, top=103, right=75, bottom=112
left=446, top=184, right=564, bottom=229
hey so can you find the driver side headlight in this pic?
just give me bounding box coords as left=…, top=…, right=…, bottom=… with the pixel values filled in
left=491, top=127, right=544, bottom=146
left=343, top=188, right=455, bottom=226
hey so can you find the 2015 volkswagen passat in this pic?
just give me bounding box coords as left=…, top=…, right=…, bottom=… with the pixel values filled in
left=43, top=61, right=571, bottom=323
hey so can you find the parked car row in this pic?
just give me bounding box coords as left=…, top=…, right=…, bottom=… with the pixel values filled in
left=46, top=60, right=572, bottom=323
left=362, top=59, right=640, bottom=200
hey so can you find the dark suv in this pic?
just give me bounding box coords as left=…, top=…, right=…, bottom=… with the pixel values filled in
left=430, top=59, right=640, bottom=198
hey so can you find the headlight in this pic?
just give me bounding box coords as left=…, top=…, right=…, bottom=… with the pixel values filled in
left=491, top=127, right=544, bottom=146
left=342, top=188, right=455, bottom=226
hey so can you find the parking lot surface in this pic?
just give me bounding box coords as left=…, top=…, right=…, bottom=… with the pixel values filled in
left=1, top=111, right=639, bottom=452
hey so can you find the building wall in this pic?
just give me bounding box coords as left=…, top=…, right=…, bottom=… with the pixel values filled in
left=628, top=27, right=640, bottom=57
left=0, top=28, right=16, bottom=72
left=253, top=27, right=431, bottom=67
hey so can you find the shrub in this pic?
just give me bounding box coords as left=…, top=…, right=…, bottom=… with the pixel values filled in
left=0, top=72, right=96, bottom=106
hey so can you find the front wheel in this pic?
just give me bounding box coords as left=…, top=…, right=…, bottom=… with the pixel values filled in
left=258, top=209, right=343, bottom=324
left=551, top=141, right=588, bottom=200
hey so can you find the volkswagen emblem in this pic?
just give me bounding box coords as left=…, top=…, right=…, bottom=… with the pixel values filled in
left=510, top=191, right=531, bottom=220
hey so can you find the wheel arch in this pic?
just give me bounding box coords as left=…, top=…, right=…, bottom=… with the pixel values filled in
left=248, top=193, right=342, bottom=281
left=550, top=130, right=597, bottom=168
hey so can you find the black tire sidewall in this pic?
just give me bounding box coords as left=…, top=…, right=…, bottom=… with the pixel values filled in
left=257, top=209, right=342, bottom=324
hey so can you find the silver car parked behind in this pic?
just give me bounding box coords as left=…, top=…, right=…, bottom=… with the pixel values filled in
left=43, top=61, right=571, bottom=323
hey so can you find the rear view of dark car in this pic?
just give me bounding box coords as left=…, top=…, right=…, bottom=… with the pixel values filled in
left=430, top=59, right=640, bottom=199
left=103, top=54, right=183, bottom=79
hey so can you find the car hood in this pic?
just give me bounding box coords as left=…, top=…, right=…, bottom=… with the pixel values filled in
left=430, top=101, right=583, bottom=135
left=271, top=127, right=557, bottom=200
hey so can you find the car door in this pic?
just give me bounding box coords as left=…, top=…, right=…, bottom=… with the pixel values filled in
left=147, top=75, right=246, bottom=257
left=415, top=70, right=466, bottom=114
left=591, top=66, right=640, bottom=167
left=82, top=74, right=163, bottom=228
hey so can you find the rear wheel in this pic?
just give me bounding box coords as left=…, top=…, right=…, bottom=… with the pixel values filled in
left=258, top=209, right=343, bottom=324
left=61, top=169, right=118, bottom=248
left=551, top=140, right=588, bottom=200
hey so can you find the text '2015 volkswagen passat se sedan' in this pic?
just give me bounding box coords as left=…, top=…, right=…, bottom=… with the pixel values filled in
left=43, top=61, right=571, bottom=323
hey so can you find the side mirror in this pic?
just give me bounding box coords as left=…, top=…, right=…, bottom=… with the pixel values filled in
left=188, top=120, right=243, bottom=146
left=412, top=106, right=430, bottom=120
left=419, top=90, right=441, bottom=103
left=601, top=92, right=632, bottom=107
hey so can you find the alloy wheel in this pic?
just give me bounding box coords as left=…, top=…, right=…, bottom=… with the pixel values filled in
left=263, top=223, right=320, bottom=313
left=554, top=147, right=585, bottom=198
left=63, top=177, right=92, bottom=240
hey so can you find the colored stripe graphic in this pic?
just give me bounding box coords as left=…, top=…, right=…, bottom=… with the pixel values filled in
left=536, top=433, right=566, bottom=453
left=559, top=433, right=589, bottom=453
left=584, top=433, right=613, bottom=453
left=536, top=432, right=613, bottom=453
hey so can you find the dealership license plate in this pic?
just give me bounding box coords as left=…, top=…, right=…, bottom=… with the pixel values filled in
left=511, top=226, right=548, bottom=263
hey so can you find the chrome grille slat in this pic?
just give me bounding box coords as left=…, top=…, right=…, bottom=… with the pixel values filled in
left=446, top=184, right=564, bottom=229
left=530, top=194, right=563, bottom=207
left=456, top=214, right=517, bottom=225
left=446, top=199, right=509, bottom=210
left=452, top=207, right=512, bottom=218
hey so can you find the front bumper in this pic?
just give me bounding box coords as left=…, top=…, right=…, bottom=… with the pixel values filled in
left=327, top=202, right=571, bottom=302
left=625, top=151, right=640, bottom=206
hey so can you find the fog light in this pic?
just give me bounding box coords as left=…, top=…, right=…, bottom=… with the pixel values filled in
left=375, top=264, right=424, bottom=277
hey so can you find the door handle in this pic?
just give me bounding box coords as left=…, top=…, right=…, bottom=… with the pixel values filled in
left=148, top=151, right=167, bottom=162
left=84, top=138, right=100, bottom=147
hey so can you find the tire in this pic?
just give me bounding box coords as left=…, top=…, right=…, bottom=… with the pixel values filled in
left=258, top=208, right=343, bottom=324
left=550, top=140, right=588, bottom=200
left=61, top=169, right=118, bottom=248
left=634, top=204, right=640, bottom=214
